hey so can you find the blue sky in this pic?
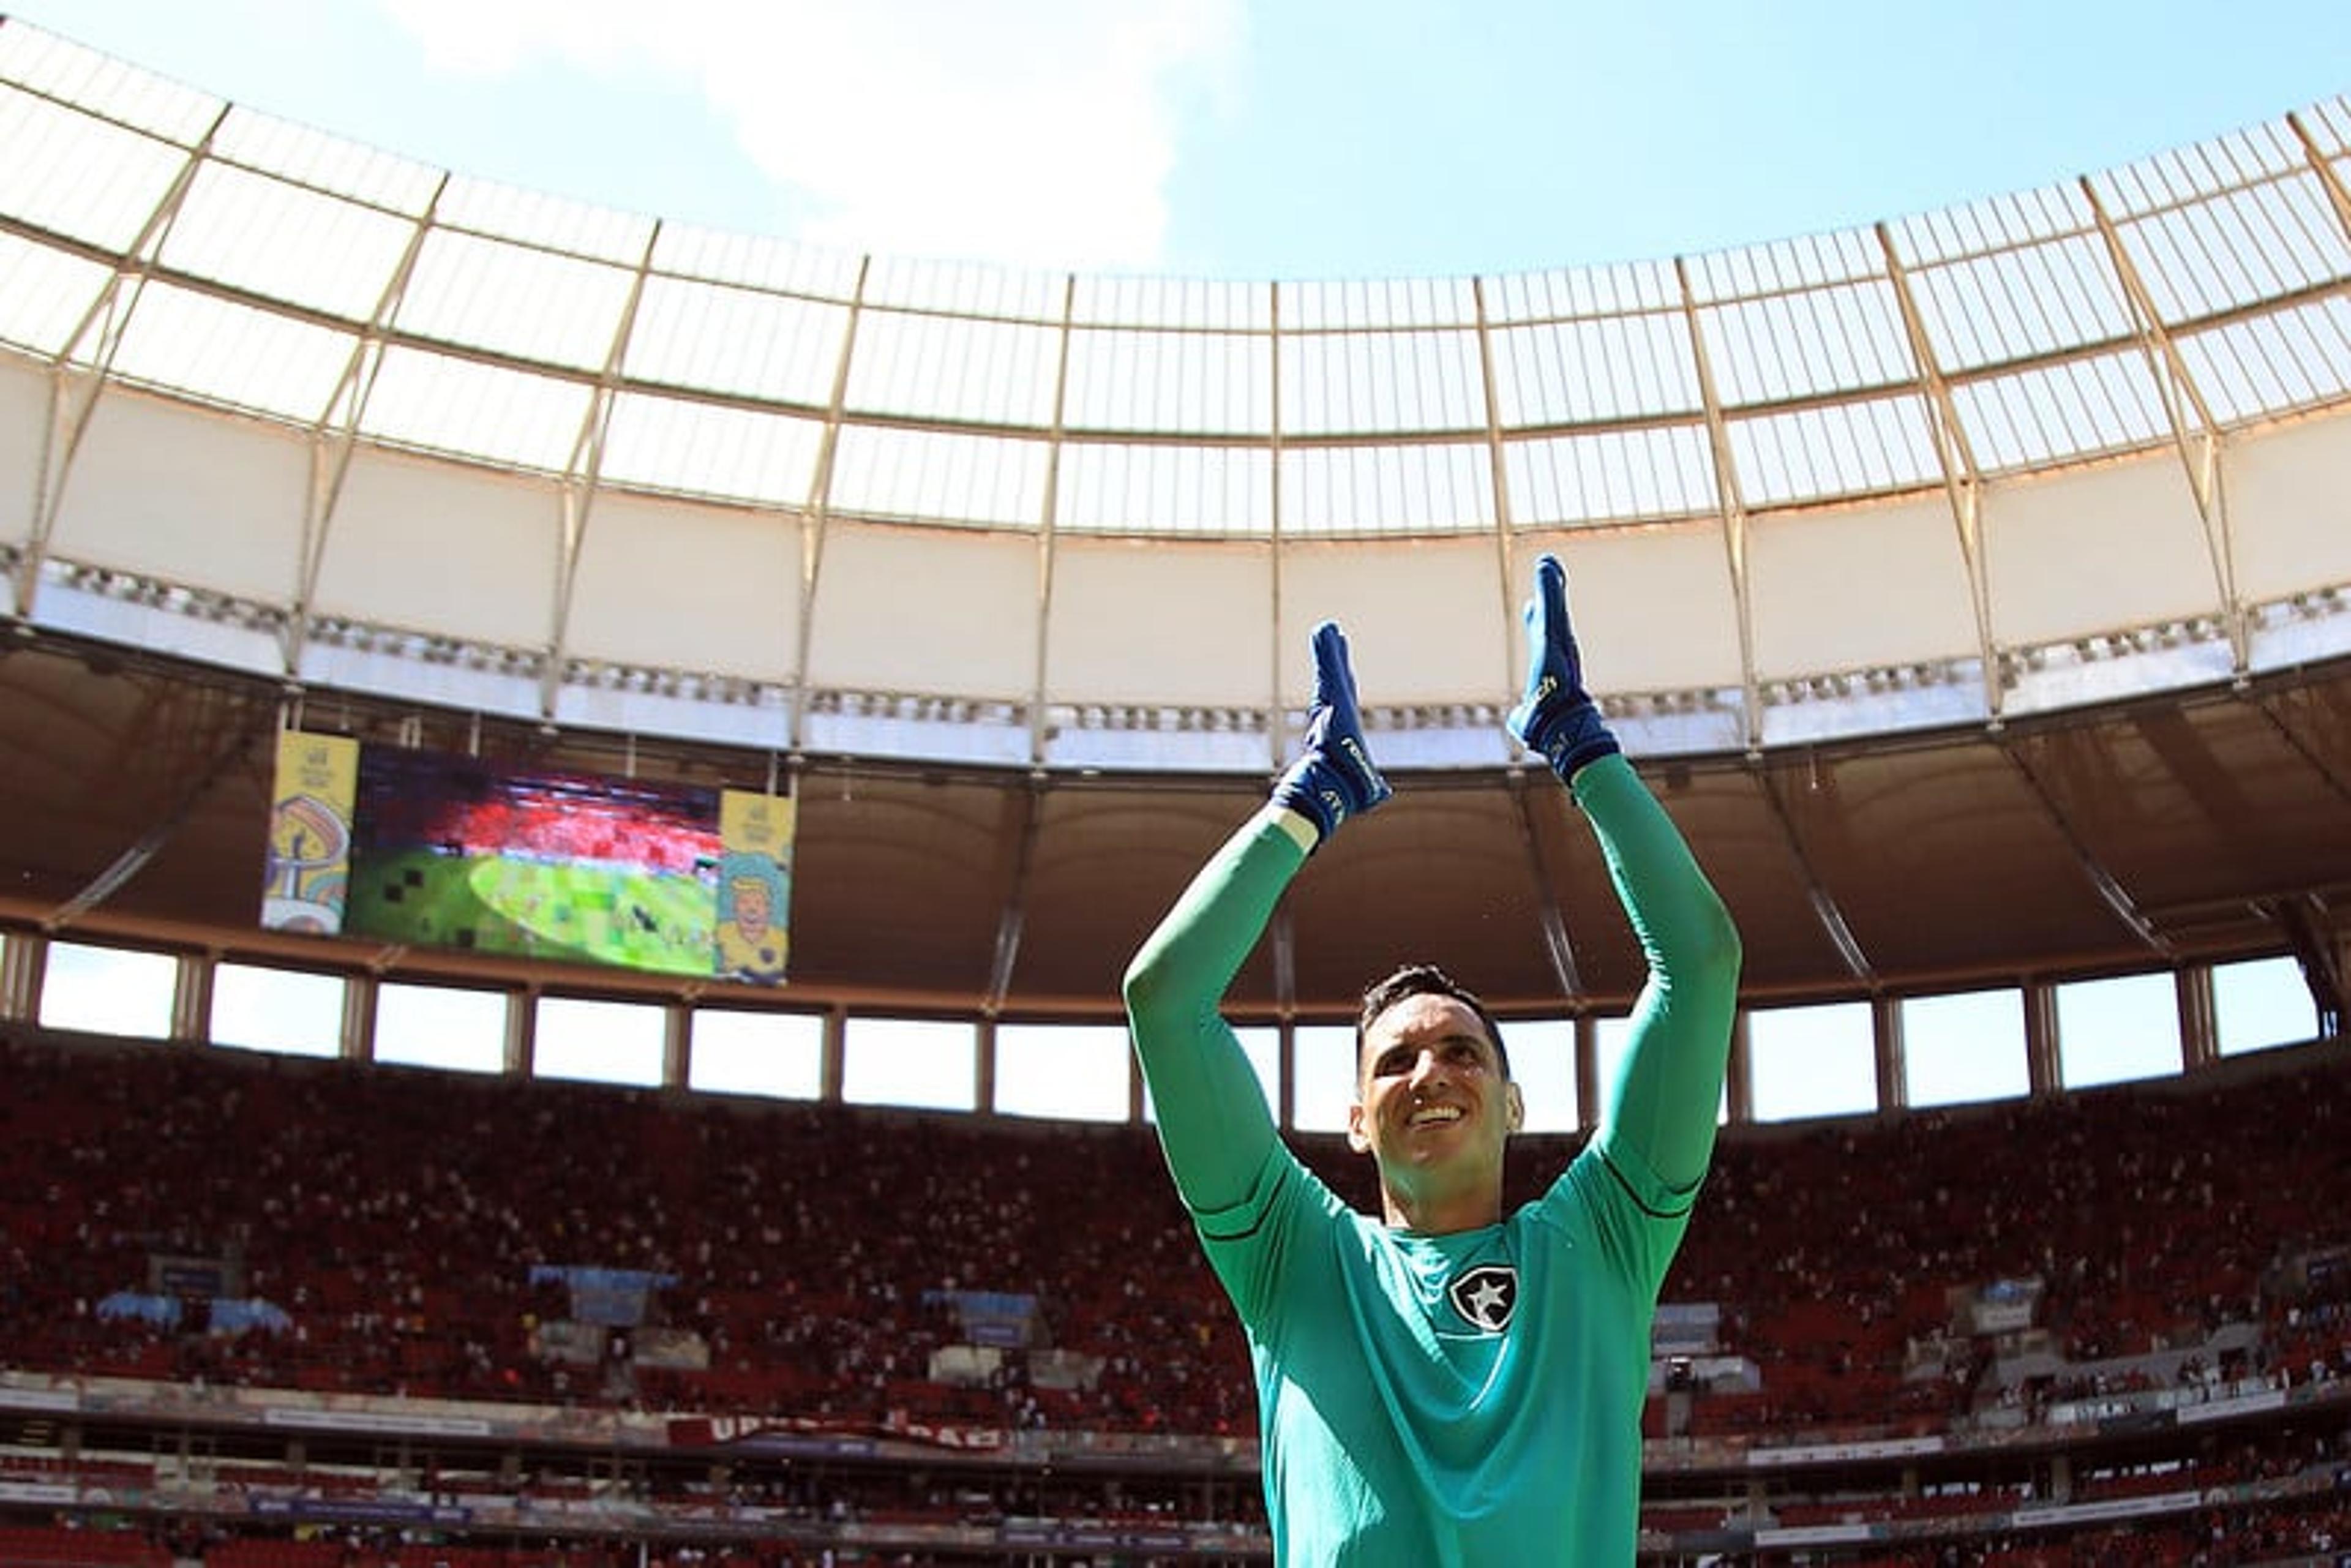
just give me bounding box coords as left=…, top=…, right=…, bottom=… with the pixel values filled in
left=12, top=0, right=2351, bottom=279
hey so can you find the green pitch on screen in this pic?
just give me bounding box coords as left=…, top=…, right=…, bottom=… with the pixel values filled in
left=347, top=850, right=718, bottom=976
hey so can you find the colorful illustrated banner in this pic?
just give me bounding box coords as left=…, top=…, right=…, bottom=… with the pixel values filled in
left=714, top=790, right=795, bottom=985
left=262, top=731, right=358, bottom=936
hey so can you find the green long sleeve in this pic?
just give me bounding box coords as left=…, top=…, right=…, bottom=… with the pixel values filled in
left=1573, top=754, right=1743, bottom=1197
left=1121, top=807, right=1305, bottom=1214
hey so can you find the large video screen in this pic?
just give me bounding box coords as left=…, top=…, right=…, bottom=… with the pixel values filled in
left=343, top=751, right=724, bottom=977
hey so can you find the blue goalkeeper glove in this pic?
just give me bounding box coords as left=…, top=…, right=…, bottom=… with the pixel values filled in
left=1507, top=554, right=1621, bottom=781
left=1270, top=621, right=1392, bottom=847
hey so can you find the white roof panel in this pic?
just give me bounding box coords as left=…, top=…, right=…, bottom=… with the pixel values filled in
left=1068, top=272, right=1270, bottom=331
left=2178, top=298, right=2351, bottom=424
left=1489, top=311, right=1698, bottom=427
left=1280, top=440, right=1492, bottom=535
left=1698, top=278, right=1916, bottom=409
left=1504, top=423, right=1719, bottom=527
left=1952, top=348, right=2171, bottom=474
left=623, top=274, right=849, bottom=407
left=1727, top=393, right=1942, bottom=509
left=107, top=280, right=355, bottom=423
left=1063, top=325, right=1273, bottom=436
left=395, top=227, right=637, bottom=373
left=0, top=80, right=190, bottom=254
left=1055, top=440, right=1274, bottom=535
left=844, top=307, right=1062, bottom=426
left=433, top=173, right=655, bottom=268
left=1278, top=326, right=1485, bottom=436
left=0, top=21, right=219, bottom=144
left=650, top=220, right=865, bottom=299
left=599, top=390, right=827, bottom=508
left=360, top=342, right=590, bottom=474
left=157, top=157, right=416, bottom=323
left=206, top=107, right=443, bottom=218
left=828, top=422, right=1049, bottom=527
left=0, top=228, right=113, bottom=358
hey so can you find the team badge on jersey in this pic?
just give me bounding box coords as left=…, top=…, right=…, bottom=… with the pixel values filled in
left=1448, top=1263, right=1518, bottom=1333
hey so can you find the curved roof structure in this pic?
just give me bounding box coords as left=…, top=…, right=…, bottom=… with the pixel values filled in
left=1, top=18, right=2348, bottom=1022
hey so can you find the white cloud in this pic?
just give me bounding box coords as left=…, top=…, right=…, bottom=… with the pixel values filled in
left=374, top=0, right=1242, bottom=271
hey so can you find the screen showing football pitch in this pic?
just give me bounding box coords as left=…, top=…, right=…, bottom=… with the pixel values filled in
left=343, top=749, right=724, bottom=977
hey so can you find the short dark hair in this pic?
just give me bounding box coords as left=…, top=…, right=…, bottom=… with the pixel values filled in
left=1355, top=963, right=1511, bottom=1080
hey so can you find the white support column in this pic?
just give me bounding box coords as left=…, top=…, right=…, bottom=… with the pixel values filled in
left=172, top=951, right=212, bottom=1045
left=1723, top=1010, right=1752, bottom=1127
left=1673, top=258, right=1761, bottom=755
left=2079, top=176, right=2247, bottom=677
left=508, top=985, right=536, bottom=1079
left=1874, top=993, right=1905, bottom=1117
left=1026, top=276, right=1077, bottom=763
left=2178, top=964, right=2219, bottom=1072
left=820, top=1003, right=848, bottom=1103
left=345, top=970, right=378, bottom=1063
left=664, top=999, right=691, bottom=1092
left=1875, top=222, right=2003, bottom=723
left=19, top=105, right=228, bottom=620
left=1275, top=1015, right=1297, bottom=1133
left=787, top=257, right=872, bottom=754
left=1471, top=276, right=1520, bottom=693
left=544, top=220, right=665, bottom=720
left=1574, top=1012, right=1600, bottom=1135
left=1, top=929, right=48, bottom=1023
left=291, top=173, right=449, bottom=675
left=2025, top=981, right=2061, bottom=1098
left=1266, top=279, right=1288, bottom=773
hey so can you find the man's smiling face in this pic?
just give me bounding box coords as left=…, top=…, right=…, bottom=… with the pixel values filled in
left=1348, top=991, right=1522, bottom=1232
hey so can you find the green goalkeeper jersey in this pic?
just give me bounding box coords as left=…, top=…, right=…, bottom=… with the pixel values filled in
left=1125, top=756, right=1739, bottom=1565
left=1196, top=1109, right=1693, bottom=1564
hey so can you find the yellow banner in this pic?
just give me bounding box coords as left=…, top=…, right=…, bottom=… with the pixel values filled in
left=261, top=731, right=359, bottom=936
left=713, top=790, right=795, bottom=985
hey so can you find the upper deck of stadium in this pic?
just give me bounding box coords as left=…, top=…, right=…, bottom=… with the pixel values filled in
left=0, top=17, right=2347, bottom=1018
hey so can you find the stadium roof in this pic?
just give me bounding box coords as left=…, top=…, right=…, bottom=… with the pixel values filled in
left=5, top=23, right=2351, bottom=527
left=1, top=18, right=2347, bottom=1018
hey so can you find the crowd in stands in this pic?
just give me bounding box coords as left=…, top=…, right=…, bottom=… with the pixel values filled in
left=4, top=1022, right=2351, bottom=1561
left=4, top=1026, right=2349, bottom=1443
left=355, top=765, right=716, bottom=877
left=1657, top=1054, right=2351, bottom=1436
left=1817, top=1491, right=2351, bottom=1565
left=0, top=1523, right=801, bottom=1568
left=3, top=1438, right=2347, bottom=1565
left=0, top=1027, right=1257, bottom=1435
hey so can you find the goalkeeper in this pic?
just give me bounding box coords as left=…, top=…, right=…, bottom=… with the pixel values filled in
left=1123, top=555, right=1741, bottom=1565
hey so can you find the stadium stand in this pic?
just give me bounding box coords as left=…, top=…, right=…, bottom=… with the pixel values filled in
left=4, top=1020, right=2349, bottom=1561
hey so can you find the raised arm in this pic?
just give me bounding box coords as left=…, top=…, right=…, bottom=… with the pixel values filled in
left=1123, top=622, right=1392, bottom=1213
left=1508, top=556, right=1741, bottom=1196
